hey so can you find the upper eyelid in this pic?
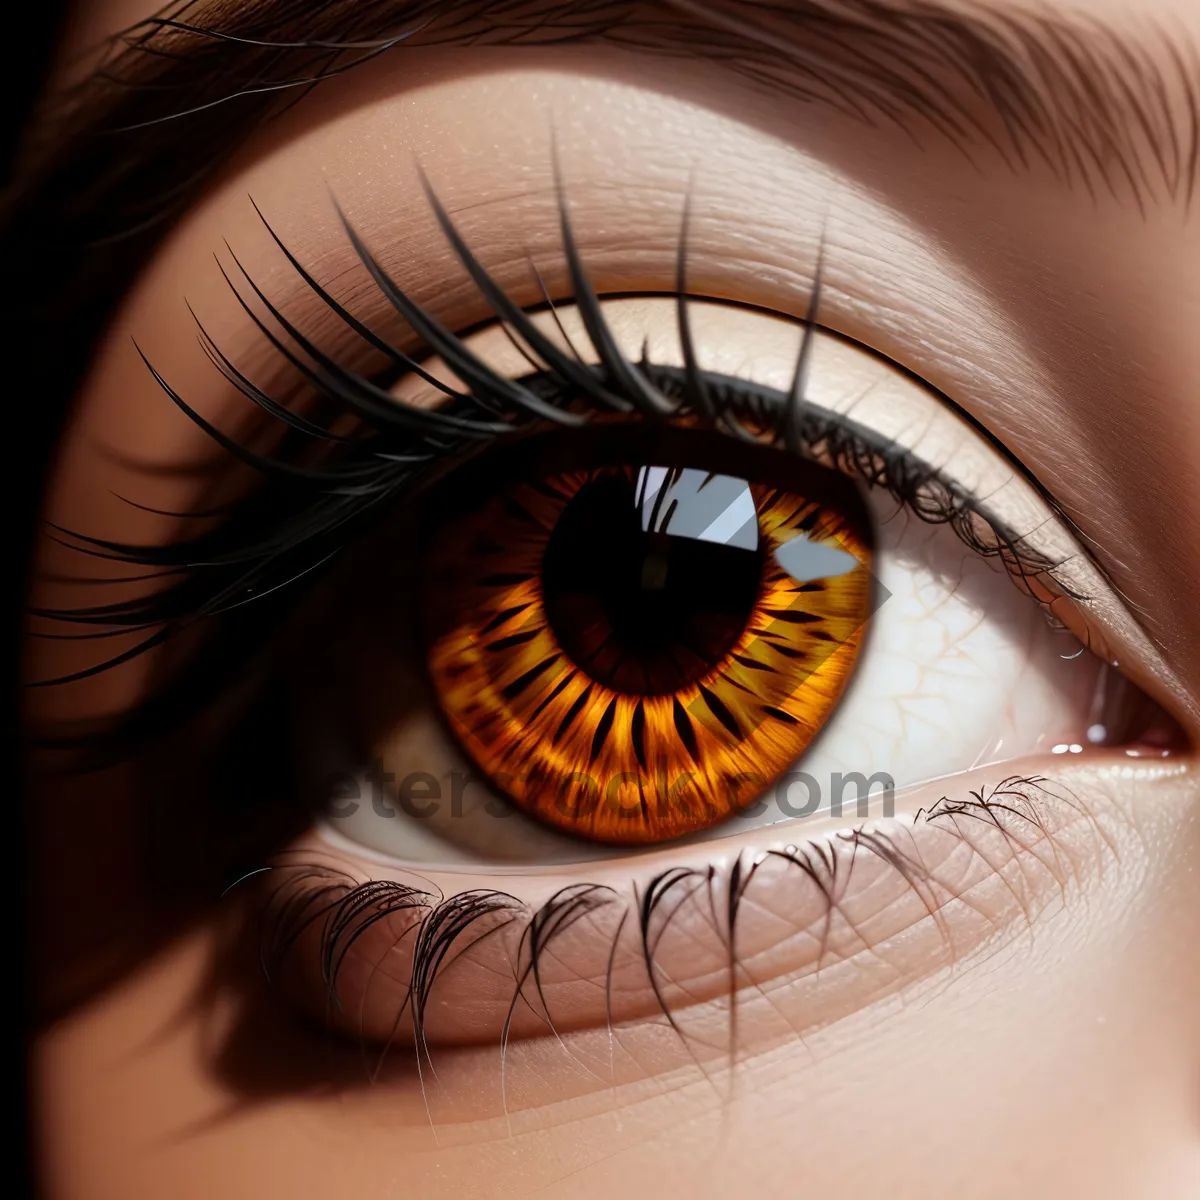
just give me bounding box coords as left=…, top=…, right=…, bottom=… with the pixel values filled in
left=263, top=187, right=1067, bottom=585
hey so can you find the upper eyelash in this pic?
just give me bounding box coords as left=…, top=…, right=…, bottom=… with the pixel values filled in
left=31, top=180, right=1073, bottom=737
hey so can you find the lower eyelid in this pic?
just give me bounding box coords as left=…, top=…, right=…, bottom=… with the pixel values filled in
left=258, top=769, right=1117, bottom=1051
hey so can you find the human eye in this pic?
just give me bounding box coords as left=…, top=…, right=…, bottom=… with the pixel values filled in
left=35, top=144, right=1188, bottom=1032
left=22, top=6, right=1200, bottom=1195
left=229, top=188, right=1178, bottom=871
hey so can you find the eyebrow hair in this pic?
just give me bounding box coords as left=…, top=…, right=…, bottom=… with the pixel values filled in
left=662, top=0, right=1200, bottom=207
left=65, top=0, right=1200, bottom=203
left=5, top=0, right=1198, bottom=519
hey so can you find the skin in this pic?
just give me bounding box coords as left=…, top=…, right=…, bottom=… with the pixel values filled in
left=26, top=2, right=1200, bottom=1197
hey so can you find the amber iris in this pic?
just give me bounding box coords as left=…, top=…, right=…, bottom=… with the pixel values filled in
left=425, top=462, right=872, bottom=844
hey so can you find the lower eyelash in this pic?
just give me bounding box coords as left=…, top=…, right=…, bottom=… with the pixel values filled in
left=252, top=773, right=1086, bottom=1061
left=32, top=179, right=1074, bottom=751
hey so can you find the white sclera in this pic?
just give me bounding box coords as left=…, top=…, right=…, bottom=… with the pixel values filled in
left=737, top=489, right=1100, bottom=830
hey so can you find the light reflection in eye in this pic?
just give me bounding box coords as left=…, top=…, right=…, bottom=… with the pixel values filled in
left=636, top=463, right=862, bottom=585
left=636, top=465, right=759, bottom=549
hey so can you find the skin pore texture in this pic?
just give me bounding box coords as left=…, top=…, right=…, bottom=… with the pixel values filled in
left=26, top=2, right=1200, bottom=1198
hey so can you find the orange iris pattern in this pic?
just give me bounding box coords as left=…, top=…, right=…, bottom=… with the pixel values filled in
left=425, top=466, right=872, bottom=844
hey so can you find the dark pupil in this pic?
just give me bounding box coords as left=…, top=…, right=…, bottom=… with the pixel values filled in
left=542, top=472, right=763, bottom=695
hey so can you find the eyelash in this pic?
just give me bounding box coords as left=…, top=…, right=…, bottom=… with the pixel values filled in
left=34, top=181, right=1074, bottom=754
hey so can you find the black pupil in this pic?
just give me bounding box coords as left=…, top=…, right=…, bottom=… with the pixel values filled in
left=542, top=472, right=763, bottom=695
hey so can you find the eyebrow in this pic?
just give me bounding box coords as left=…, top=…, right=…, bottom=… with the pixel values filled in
left=661, top=0, right=1199, bottom=208
left=7, top=0, right=1197, bottom=477
left=77, top=0, right=1199, bottom=203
